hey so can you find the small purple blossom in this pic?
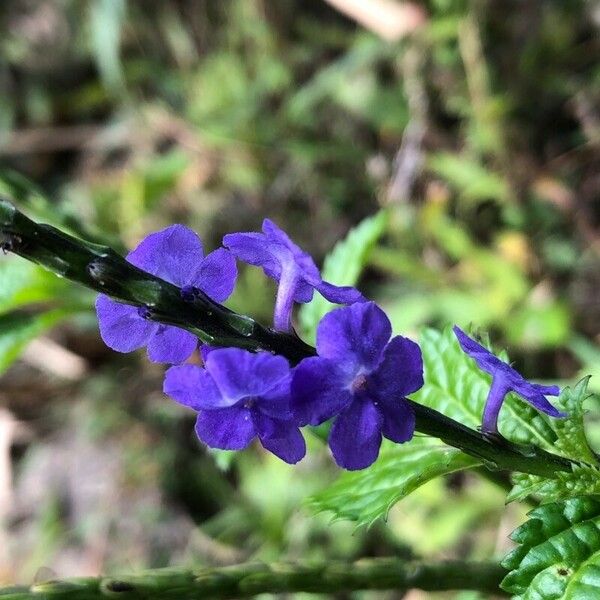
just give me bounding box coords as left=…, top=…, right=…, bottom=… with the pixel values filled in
left=291, top=302, right=423, bottom=470
left=96, top=225, right=237, bottom=364
left=163, top=348, right=305, bottom=464
left=223, top=219, right=364, bottom=332
left=453, top=326, right=566, bottom=433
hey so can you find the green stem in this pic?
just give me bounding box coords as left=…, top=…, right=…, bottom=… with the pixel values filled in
left=0, top=199, right=314, bottom=364
left=0, top=198, right=576, bottom=478
left=0, top=559, right=508, bottom=598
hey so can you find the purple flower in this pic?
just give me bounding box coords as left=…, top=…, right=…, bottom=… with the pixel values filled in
left=96, top=225, right=237, bottom=364
left=453, top=326, right=566, bottom=433
left=223, top=219, right=364, bottom=332
left=291, top=302, right=423, bottom=470
left=163, top=348, right=305, bottom=464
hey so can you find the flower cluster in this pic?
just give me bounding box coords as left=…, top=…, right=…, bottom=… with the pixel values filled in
left=96, top=221, right=566, bottom=470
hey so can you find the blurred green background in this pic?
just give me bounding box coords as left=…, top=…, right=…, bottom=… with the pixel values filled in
left=0, top=0, right=598, bottom=597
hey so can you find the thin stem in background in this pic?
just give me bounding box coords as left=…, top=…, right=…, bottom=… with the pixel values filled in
left=0, top=558, right=508, bottom=599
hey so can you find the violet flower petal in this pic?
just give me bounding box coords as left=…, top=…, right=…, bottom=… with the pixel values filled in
left=370, top=335, right=424, bottom=399
left=195, top=407, right=255, bottom=450
left=225, top=219, right=363, bottom=332
left=379, top=398, right=416, bottom=444
left=147, top=326, right=198, bottom=364
left=453, top=326, right=503, bottom=374
left=127, top=224, right=204, bottom=287
left=261, top=218, right=296, bottom=250
left=222, top=232, right=281, bottom=276
left=315, top=281, right=366, bottom=305
left=205, top=348, right=290, bottom=405
left=293, top=280, right=316, bottom=303
left=163, top=364, right=223, bottom=410
left=253, top=412, right=306, bottom=464
left=511, top=380, right=564, bottom=418
left=256, top=378, right=294, bottom=420
left=200, top=344, right=216, bottom=363
left=193, top=248, right=238, bottom=303
left=291, top=357, right=354, bottom=426
left=96, top=224, right=239, bottom=362
left=316, top=302, right=391, bottom=373
left=96, top=295, right=157, bottom=352
left=262, top=219, right=321, bottom=285
left=329, top=398, right=383, bottom=470
left=531, top=383, right=562, bottom=396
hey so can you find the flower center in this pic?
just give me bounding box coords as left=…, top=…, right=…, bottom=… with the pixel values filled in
left=180, top=285, right=200, bottom=302
left=243, top=397, right=256, bottom=409
left=137, top=306, right=152, bottom=320
left=351, top=374, right=368, bottom=394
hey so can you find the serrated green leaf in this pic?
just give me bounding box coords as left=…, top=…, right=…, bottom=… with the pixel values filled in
left=498, top=397, right=558, bottom=452
left=508, top=472, right=567, bottom=504
left=308, top=437, right=481, bottom=527
left=501, top=497, right=600, bottom=598
left=553, top=377, right=596, bottom=463
left=298, top=209, right=388, bottom=343
left=0, top=308, right=75, bottom=375
left=412, top=326, right=557, bottom=451
left=507, top=379, right=600, bottom=504
left=508, top=465, right=600, bottom=505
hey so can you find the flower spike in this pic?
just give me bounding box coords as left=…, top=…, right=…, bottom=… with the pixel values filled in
left=223, top=219, right=364, bottom=332
left=453, top=326, right=566, bottom=433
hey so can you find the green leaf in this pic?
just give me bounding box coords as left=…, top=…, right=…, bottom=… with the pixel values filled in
left=0, top=255, right=92, bottom=374
left=90, top=0, right=126, bottom=93
left=507, top=379, right=600, bottom=503
left=507, top=300, right=571, bottom=349
left=0, top=258, right=68, bottom=313
left=501, top=496, right=600, bottom=598
left=412, top=326, right=557, bottom=450
left=308, top=437, right=481, bottom=527
left=497, top=395, right=557, bottom=452
left=427, top=152, right=509, bottom=204
left=286, top=36, right=392, bottom=122
left=0, top=309, right=75, bottom=375
left=553, top=377, right=596, bottom=463
left=298, top=209, right=388, bottom=343
left=0, top=169, right=119, bottom=248
left=508, top=464, right=600, bottom=505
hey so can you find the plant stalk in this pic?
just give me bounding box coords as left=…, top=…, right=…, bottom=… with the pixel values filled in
left=0, top=198, right=576, bottom=478
left=0, top=559, right=508, bottom=598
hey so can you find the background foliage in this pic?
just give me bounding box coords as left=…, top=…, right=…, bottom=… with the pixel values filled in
left=0, top=0, right=599, bottom=597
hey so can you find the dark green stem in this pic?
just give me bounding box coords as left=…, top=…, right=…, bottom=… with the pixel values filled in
left=0, top=559, right=508, bottom=598
left=0, top=198, right=576, bottom=478
left=409, top=401, right=574, bottom=477
left=0, top=199, right=314, bottom=364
